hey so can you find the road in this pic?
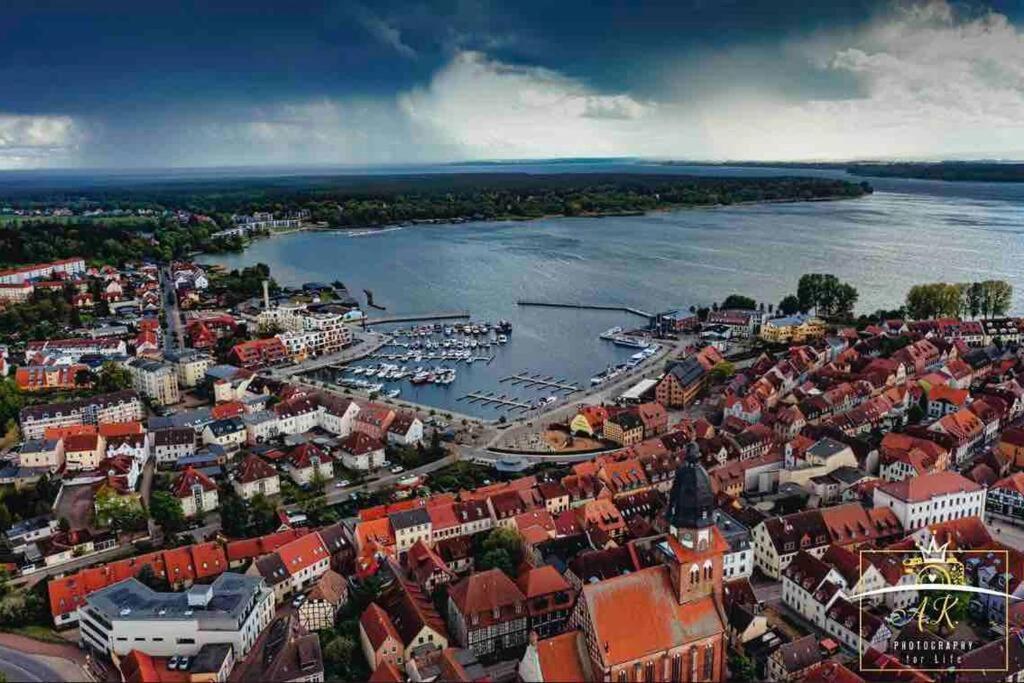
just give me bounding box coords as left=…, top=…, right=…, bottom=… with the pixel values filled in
left=159, top=266, right=185, bottom=353
left=284, top=452, right=460, bottom=510
left=0, top=644, right=73, bottom=682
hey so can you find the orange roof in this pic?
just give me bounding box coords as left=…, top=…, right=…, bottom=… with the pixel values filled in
left=161, top=547, right=196, bottom=583
left=878, top=471, right=981, bottom=503
left=277, top=532, right=329, bottom=576
left=171, top=467, right=217, bottom=498
left=43, top=424, right=98, bottom=440
left=580, top=565, right=725, bottom=667
left=190, top=542, right=227, bottom=578
left=927, top=384, right=969, bottom=406
left=516, top=565, right=570, bottom=599
left=355, top=517, right=395, bottom=552
left=98, top=421, right=144, bottom=438
left=225, top=528, right=309, bottom=562
left=535, top=630, right=592, bottom=682
left=360, top=602, right=401, bottom=651
left=426, top=501, right=460, bottom=530
left=211, top=401, right=245, bottom=420
left=65, top=432, right=100, bottom=452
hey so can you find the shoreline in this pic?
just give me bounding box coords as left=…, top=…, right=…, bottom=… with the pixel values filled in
left=278, top=191, right=870, bottom=237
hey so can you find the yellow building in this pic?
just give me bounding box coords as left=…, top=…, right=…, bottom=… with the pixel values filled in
left=760, top=315, right=825, bottom=344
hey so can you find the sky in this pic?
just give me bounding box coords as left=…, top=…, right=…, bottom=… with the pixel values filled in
left=2, top=0, right=1024, bottom=169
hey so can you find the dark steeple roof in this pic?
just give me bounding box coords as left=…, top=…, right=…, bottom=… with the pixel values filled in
left=666, top=441, right=715, bottom=529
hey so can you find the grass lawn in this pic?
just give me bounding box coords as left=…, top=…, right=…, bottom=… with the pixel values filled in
left=1, top=624, right=69, bottom=644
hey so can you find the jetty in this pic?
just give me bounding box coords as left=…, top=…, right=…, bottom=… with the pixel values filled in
left=500, top=372, right=579, bottom=392
left=458, top=392, right=532, bottom=411
left=516, top=300, right=653, bottom=319
left=364, top=311, right=471, bottom=326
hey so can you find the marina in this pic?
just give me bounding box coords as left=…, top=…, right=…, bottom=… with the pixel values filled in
left=457, top=392, right=534, bottom=411
left=499, top=372, right=580, bottom=393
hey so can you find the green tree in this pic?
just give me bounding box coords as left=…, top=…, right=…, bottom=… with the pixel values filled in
left=966, top=281, right=984, bottom=318
left=0, top=378, right=25, bottom=432
left=720, top=294, right=756, bottom=310
left=833, top=282, right=859, bottom=319
left=778, top=295, right=802, bottom=315
left=219, top=493, right=250, bottom=538
left=94, top=485, right=148, bottom=533
left=74, top=368, right=94, bottom=388
left=249, top=494, right=279, bottom=535
left=149, top=491, right=187, bottom=535
left=708, top=361, right=736, bottom=382
left=95, top=362, right=132, bottom=392
left=728, top=653, right=756, bottom=683
left=478, top=548, right=515, bottom=577
left=323, top=635, right=357, bottom=675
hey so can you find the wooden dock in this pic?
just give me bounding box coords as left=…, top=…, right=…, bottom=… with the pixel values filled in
left=457, top=392, right=532, bottom=411
left=499, top=372, right=579, bottom=392
left=516, top=300, right=653, bottom=319
left=364, top=311, right=471, bottom=326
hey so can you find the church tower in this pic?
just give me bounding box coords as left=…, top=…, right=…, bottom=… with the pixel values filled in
left=664, top=441, right=726, bottom=604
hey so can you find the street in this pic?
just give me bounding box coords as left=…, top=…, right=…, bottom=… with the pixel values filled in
left=159, top=266, right=185, bottom=354
left=0, top=644, right=80, bottom=683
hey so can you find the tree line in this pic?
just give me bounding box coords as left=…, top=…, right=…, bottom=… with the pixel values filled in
left=905, top=280, right=1013, bottom=320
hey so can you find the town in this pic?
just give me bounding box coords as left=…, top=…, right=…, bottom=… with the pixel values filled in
left=1, top=247, right=1024, bottom=683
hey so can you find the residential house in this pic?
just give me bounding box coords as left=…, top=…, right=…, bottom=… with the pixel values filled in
left=873, top=471, right=985, bottom=531
left=339, top=431, right=386, bottom=471
left=64, top=433, right=106, bottom=471
left=298, top=569, right=348, bottom=632
left=233, top=453, right=281, bottom=500
left=152, top=427, right=196, bottom=466
left=387, top=412, right=424, bottom=446
left=447, top=569, right=528, bottom=658
left=173, top=467, right=220, bottom=517
left=286, top=444, right=335, bottom=487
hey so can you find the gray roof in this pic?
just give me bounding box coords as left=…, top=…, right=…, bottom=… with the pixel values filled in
left=206, top=364, right=243, bottom=380
left=5, top=515, right=54, bottom=539
left=255, top=553, right=291, bottom=586
left=389, top=507, right=431, bottom=531
left=20, top=438, right=60, bottom=453
left=149, top=407, right=213, bottom=431
left=206, top=417, right=246, bottom=436
left=86, top=573, right=265, bottom=627
left=189, top=643, right=233, bottom=674
left=665, top=357, right=706, bottom=387
left=806, top=437, right=849, bottom=459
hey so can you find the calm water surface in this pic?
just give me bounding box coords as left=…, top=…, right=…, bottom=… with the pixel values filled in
left=204, top=169, right=1024, bottom=417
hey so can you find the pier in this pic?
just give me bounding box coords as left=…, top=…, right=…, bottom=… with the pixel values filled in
left=458, top=392, right=533, bottom=411
left=500, top=372, right=580, bottom=392
left=516, top=300, right=653, bottom=319
left=364, top=311, right=471, bottom=326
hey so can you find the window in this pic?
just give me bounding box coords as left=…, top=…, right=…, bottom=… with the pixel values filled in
left=689, top=647, right=698, bottom=681
left=704, top=643, right=714, bottom=680
left=177, top=637, right=196, bottom=645
left=671, top=654, right=682, bottom=682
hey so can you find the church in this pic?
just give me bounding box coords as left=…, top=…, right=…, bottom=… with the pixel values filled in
left=523, top=442, right=729, bottom=682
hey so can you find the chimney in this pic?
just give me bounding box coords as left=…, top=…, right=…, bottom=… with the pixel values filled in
left=262, top=279, right=270, bottom=310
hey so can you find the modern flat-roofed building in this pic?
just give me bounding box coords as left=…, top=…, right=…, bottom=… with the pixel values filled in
left=77, top=573, right=274, bottom=661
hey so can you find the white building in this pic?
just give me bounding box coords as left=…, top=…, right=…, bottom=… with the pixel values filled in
left=78, top=574, right=274, bottom=659
left=872, top=471, right=985, bottom=532
left=173, top=468, right=220, bottom=517
left=151, top=428, right=196, bottom=465
left=18, top=438, right=65, bottom=472
left=18, top=391, right=144, bottom=441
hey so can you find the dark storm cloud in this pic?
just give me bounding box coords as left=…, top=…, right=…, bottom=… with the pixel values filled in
left=0, top=0, right=1022, bottom=166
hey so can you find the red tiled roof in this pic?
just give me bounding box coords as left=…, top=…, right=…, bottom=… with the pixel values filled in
left=171, top=467, right=217, bottom=498
left=360, top=602, right=401, bottom=651
left=878, top=471, right=981, bottom=503
left=288, top=443, right=331, bottom=469
left=65, top=433, right=100, bottom=452
left=339, top=431, right=384, bottom=456
left=449, top=569, right=525, bottom=625
left=580, top=565, right=725, bottom=668
left=235, top=453, right=278, bottom=484
left=277, top=531, right=329, bottom=576
left=225, top=528, right=310, bottom=563
left=516, top=565, right=570, bottom=599
left=190, top=542, right=227, bottom=579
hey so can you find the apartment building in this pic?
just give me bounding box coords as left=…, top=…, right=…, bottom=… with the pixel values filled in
left=126, top=358, right=180, bottom=406
left=19, top=391, right=144, bottom=440
left=77, top=573, right=274, bottom=660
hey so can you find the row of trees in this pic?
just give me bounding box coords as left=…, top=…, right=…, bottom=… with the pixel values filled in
left=905, top=280, right=1013, bottom=320
left=794, top=273, right=859, bottom=319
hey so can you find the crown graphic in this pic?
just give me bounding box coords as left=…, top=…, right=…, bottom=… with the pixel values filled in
left=903, top=538, right=954, bottom=569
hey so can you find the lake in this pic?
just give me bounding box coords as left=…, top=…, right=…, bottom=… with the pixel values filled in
left=203, top=165, right=1024, bottom=417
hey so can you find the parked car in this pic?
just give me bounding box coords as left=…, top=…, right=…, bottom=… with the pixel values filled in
left=338, top=479, right=351, bottom=487
left=291, top=593, right=307, bottom=608
left=178, top=657, right=192, bottom=671
left=167, top=656, right=181, bottom=671
left=390, top=465, right=405, bottom=474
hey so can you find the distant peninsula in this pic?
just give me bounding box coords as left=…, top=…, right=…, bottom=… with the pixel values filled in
left=665, top=160, right=1024, bottom=183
